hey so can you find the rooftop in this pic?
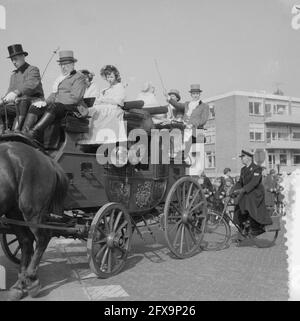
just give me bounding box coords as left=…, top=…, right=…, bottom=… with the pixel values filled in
left=203, top=91, right=300, bottom=104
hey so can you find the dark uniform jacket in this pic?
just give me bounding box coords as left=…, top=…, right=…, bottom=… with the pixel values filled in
left=235, top=162, right=272, bottom=225
left=7, top=62, right=44, bottom=99
left=168, top=99, right=209, bottom=128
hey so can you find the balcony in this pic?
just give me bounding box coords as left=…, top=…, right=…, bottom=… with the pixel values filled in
left=266, top=139, right=300, bottom=149
left=265, top=113, right=300, bottom=125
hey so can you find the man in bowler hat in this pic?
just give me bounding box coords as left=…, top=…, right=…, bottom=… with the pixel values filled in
left=233, top=150, right=272, bottom=237
left=0, top=44, right=44, bottom=133
left=22, top=50, right=87, bottom=140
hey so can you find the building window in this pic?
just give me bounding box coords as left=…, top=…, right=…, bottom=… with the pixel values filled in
left=268, top=153, right=276, bottom=167
left=265, top=103, right=272, bottom=115
left=292, top=150, right=300, bottom=165
left=208, top=105, right=215, bottom=119
left=292, top=131, right=300, bottom=140
left=249, top=123, right=264, bottom=142
left=268, top=127, right=289, bottom=141
left=279, top=154, right=287, bottom=165
left=205, top=127, right=216, bottom=144
left=273, top=104, right=287, bottom=115
left=205, top=151, right=216, bottom=168
left=249, top=101, right=263, bottom=115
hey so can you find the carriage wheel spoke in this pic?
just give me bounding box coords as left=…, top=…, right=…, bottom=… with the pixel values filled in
left=96, top=225, right=106, bottom=235
left=170, top=203, right=182, bottom=216
left=184, top=226, right=191, bottom=252
left=94, top=237, right=107, bottom=245
left=113, top=211, right=123, bottom=232
left=186, top=225, right=198, bottom=245
left=176, top=188, right=182, bottom=209
left=107, top=250, right=112, bottom=273
left=179, top=224, right=185, bottom=254
left=182, top=182, right=186, bottom=208
left=116, top=220, right=128, bottom=234
left=109, top=209, right=116, bottom=230
left=169, top=219, right=181, bottom=235
left=7, top=237, right=18, bottom=246
left=95, top=244, right=107, bottom=261
left=13, top=245, right=21, bottom=257
left=190, top=201, right=205, bottom=213
left=187, top=190, right=200, bottom=211
left=173, top=223, right=183, bottom=248
left=100, top=247, right=109, bottom=271
left=186, top=183, right=194, bottom=209
left=104, top=215, right=110, bottom=232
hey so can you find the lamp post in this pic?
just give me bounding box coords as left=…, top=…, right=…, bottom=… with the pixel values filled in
left=277, top=164, right=281, bottom=175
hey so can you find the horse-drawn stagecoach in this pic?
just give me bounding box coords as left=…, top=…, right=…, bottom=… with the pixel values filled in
left=0, top=100, right=209, bottom=279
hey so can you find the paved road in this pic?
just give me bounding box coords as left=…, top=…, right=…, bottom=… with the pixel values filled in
left=0, top=224, right=288, bottom=301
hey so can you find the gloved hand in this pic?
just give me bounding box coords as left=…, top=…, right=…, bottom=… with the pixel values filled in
left=3, top=91, right=18, bottom=103
left=232, top=188, right=245, bottom=197
left=33, top=101, right=47, bottom=108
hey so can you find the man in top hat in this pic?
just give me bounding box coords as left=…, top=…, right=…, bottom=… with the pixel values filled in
left=22, top=50, right=87, bottom=140
left=233, top=149, right=272, bottom=237
left=0, top=44, right=44, bottom=133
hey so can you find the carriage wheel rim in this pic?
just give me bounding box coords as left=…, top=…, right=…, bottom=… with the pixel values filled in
left=164, top=176, right=207, bottom=258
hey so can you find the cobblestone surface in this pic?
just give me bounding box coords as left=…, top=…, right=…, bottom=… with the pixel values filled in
left=0, top=223, right=288, bottom=301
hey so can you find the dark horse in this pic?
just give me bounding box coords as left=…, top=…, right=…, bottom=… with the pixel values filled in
left=0, top=138, right=68, bottom=300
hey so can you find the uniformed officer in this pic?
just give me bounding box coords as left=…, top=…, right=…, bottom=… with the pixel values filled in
left=233, top=150, right=272, bottom=236
left=0, top=44, right=44, bottom=133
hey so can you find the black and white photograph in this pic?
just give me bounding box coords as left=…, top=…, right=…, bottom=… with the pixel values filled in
left=0, top=0, right=299, bottom=304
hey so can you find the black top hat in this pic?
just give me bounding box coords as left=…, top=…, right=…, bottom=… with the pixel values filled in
left=239, top=150, right=253, bottom=158
left=7, top=44, right=28, bottom=59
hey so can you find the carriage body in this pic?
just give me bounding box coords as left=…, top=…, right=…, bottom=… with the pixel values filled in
left=57, top=128, right=188, bottom=214
left=56, top=101, right=200, bottom=215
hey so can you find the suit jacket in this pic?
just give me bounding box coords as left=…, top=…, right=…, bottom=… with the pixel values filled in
left=168, top=98, right=209, bottom=128
left=235, top=162, right=272, bottom=225
left=7, top=62, right=44, bottom=99
left=46, top=70, right=87, bottom=106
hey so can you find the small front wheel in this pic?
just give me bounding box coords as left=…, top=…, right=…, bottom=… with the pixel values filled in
left=87, top=203, right=132, bottom=278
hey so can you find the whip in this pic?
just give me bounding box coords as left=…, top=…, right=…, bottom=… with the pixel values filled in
left=154, top=59, right=167, bottom=94
left=41, top=46, right=60, bottom=80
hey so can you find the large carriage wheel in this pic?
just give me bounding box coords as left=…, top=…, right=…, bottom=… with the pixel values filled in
left=87, top=203, right=132, bottom=278
left=164, top=176, right=207, bottom=259
left=0, top=233, right=21, bottom=264
left=202, top=210, right=231, bottom=251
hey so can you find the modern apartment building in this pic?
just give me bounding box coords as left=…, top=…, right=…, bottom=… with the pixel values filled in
left=202, top=91, right=300, bottom=177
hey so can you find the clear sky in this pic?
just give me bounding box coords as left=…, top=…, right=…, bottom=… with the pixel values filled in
left=0, top=0, right=299, bottom=102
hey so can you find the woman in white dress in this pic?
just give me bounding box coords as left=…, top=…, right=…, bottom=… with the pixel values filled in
left=82, top=65, right=127, bottom=144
